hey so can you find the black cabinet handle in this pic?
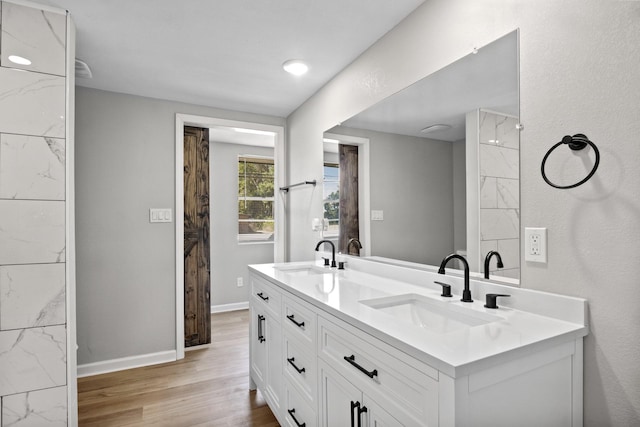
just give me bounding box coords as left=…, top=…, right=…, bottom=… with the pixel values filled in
left=357, top=404, right=368, bottom=427
left=257, top=292, right=269, bottom=301
left=344, top=355, right=378, bottom=379
left=287, top=357, right=306, bottom=374
left=287, top=314, right=305, bottom=328
left=257, top=314, right=266, bottom=343
left=350, top=401, right=358, bottom=427
left=287, top=408, right=306, bottom=427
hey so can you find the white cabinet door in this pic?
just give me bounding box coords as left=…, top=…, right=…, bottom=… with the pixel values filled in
left=250, top=307, right=268, bottom=389
left=364, top=396, right=404, bottom=427
left=320, top=361, right=361, bottom=427
left=264, top=313, right=283, bottom=415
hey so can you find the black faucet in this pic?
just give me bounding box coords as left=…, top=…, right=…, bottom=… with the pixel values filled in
left=438, top=253, right=472, bottom=302
left=315, top=240, right=336, bottom=267
left=483, top=251, right=504, bottom=279
left=347, top=238, right=362, bottom=256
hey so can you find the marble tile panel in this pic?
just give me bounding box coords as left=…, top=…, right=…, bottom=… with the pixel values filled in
left=0, top=68, right=65, bottom=138
left=2, top=386, right=67, bottom=426
left=0, top=134, right=65, bottom=200
left=0, top=325, right=66, bottom=396
left=0, top=264, right=65, bottom=331
left=496, top=178, right=519, bottom=209
left=480, top=144, right=519, bottom=179
left=480, top=208, right=519, bottom=240
left=478, top=110, right=497, bottom=145
left=496, top=115, right=520, bottom=149
left=497, top=238, right=521, bottom=269
left=1, top=2, right=66, bottom=76
left=480, top=176, right=497, bottom=208
left=0, top=200, right=65, bottom=265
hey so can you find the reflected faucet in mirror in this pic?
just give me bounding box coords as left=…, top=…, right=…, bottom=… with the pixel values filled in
left=315, top=240, right=336, bottom=267
left=438, top=253, right=472, bottom=303
left=484, top=251, right=504, bottom=279
left=347, top=238, right=362, bottom=256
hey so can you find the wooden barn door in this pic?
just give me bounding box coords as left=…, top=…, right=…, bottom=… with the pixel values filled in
left=184, top=126, right=211, bottom=347
left=338, top=144, right=359, bottom=254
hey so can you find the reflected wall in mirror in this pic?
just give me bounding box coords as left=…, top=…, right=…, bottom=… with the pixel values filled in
left=324, top=30, right=520, bottom=282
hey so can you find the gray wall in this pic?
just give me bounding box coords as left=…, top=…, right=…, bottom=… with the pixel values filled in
left=286, top=1, right=640, bottom=425
left=209, top=141, right=274, bottom=307
left=332, top=126, right=454, bottom=265
left=75, top=87, right=283, bottom=365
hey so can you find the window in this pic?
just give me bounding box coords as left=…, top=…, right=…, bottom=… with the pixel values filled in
left=323, top=162, right=339, bottom=236
left=238, top=156, right=274, bottom=243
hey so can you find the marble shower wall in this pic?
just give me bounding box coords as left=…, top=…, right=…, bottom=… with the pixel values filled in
left=478, top=110, right=520, bottom=280
left=0, top=1, right=69, bottom=425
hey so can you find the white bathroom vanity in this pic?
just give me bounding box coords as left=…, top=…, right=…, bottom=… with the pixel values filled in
left=248, top=257, right=587, bottom=427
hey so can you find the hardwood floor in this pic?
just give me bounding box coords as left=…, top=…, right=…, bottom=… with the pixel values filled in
left=78, top=310, right=280, bottom=426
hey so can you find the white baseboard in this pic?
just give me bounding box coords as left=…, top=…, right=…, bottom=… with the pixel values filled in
left=77, top=350, right=177, bottom=378
left=210, top=301, right=249, bottom=314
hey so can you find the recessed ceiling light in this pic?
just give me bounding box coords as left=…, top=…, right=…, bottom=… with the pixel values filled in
left=8, top=55, right=31, bottom=65
left=420, top=124, right=451, bottom=134
left=282, top=59, right=308, bottom=76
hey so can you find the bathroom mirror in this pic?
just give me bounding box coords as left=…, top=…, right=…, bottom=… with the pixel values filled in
left=324, top=30, right=520, bottom=282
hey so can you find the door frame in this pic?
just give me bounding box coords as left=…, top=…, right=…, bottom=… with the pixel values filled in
left=175, top=113, right=285, bottom=359
left=323, top=132, right=371, bottom=257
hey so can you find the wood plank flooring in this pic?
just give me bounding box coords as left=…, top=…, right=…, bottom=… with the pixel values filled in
left=78, top=310, right=280, bottom=426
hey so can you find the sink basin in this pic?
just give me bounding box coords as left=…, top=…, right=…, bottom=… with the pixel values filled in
left=275, top=264, right=333, bottom=277
left=360, top=293, right=500, bottom=334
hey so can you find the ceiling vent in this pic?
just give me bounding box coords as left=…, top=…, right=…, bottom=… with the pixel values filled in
left=75, top=59, right=93, bottom=79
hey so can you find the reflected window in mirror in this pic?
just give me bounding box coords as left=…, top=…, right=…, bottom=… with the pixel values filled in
left=323, top=161, right=339, bottom=237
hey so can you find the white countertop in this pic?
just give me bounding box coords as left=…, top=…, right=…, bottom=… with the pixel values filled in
left=249, top=258, right=588, bottom=378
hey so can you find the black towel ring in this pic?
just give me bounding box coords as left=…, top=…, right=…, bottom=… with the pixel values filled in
left=541, top=133, right=600, bottom=189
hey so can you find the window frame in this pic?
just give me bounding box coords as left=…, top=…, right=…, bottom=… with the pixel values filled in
left=238, top=154, right=275, bottom=244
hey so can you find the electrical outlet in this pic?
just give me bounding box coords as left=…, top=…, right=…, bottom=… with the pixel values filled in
left=236, top=277, right=244, bottom=287
left=525, top=227, right=547, bottom=263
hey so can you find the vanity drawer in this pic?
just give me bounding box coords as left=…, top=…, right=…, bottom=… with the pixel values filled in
left=283, top=295, right=317, bottom=347
left=251, top=276, right=282, bottom=318
left=318, top=315, right=438, bottom=425
left=284, top=333, right=317, bottom=406
left=284, top=380, right=317, bottom=427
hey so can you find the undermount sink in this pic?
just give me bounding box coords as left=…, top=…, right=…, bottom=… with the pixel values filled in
left=360, top=293, right=501, bottom=334
left=274, top=264, right=333, bottom=277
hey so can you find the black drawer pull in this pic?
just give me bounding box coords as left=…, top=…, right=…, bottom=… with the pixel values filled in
left=257, top=314, right=266, bottom=343
left=344, top=354, right=378, bottom=379
left=287, top=357, right=306, bottom=374
left=257, top=292, right=269, bottom=301
left=287, top=408, right=306, bottom=427
left=287, top=314, right=305, bottom=328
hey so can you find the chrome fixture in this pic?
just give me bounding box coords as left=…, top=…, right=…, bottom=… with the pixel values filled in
left=438, top=253, right=472, bottom=302
left=315, top=240, right=336, bottom=267
left=484, top=251, right=504, bottom=279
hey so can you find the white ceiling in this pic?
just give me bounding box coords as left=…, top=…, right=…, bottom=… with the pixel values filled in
left=32, top=0, right=426, bottom=117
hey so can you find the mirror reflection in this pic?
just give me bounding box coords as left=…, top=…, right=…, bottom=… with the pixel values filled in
left=323, top=30, right=520, bottom=282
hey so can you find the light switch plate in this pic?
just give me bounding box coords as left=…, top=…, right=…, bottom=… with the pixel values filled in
left=371, top=210, right=384, bottom=221
left=150, top=208, right=172, bottom=223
